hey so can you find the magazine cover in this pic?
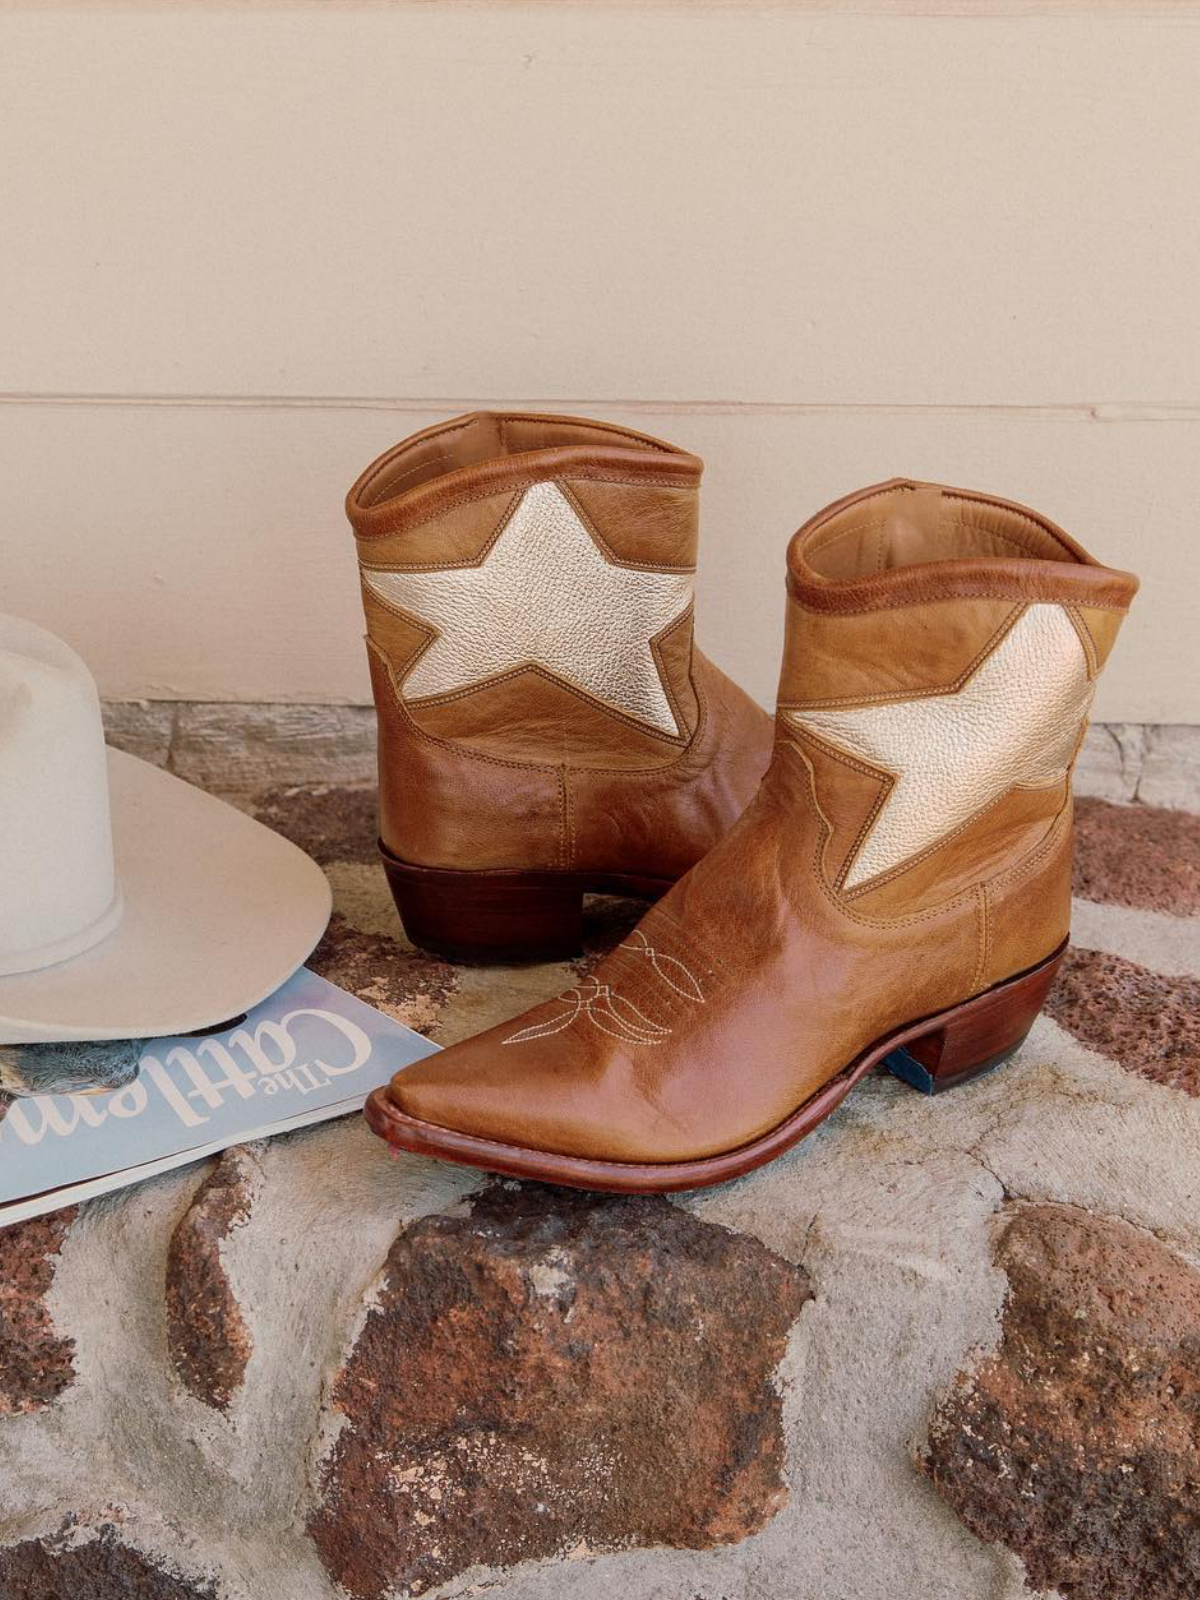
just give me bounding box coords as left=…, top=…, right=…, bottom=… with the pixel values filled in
left=0, top=967, right=438, bottom=1227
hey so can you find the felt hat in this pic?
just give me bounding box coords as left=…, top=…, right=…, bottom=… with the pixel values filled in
left=0, top=614, right=332, bottom=1044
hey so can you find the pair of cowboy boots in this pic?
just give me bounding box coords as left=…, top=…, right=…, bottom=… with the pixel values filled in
left=346, top=412, right=1137, bottom=1193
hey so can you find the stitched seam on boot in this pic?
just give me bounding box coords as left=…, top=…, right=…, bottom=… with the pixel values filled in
left=786, top=742, right=978, bottom=929
left=1064, top=604, right=1101, bottom=678
left=355, top=470, right=698, bottom=540
left=367, top=618, right=714, bottom=778
left=970, top=884, right=990, bottom=994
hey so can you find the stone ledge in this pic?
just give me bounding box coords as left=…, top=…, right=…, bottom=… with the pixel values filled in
left=103, top=702, right=378, bottom=791
left=1074, top=721, right=1200, bottom=808
left=101, top=703, right=1200, bottom=809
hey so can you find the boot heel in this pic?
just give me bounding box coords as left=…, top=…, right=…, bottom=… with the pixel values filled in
left=883, top=946, right=1065, bottom=1095
left=381, top=851, right=584, bottom=964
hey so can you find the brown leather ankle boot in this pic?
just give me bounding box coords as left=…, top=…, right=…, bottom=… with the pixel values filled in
left=347, top=413, right=773, bottom=961
left=365, top=478, right=1138, bottom=1191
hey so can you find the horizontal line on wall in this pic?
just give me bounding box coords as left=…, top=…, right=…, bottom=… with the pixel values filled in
left=3, top=393, right=1200, bottom=423
left=20, top=1, right=1200, bottom=16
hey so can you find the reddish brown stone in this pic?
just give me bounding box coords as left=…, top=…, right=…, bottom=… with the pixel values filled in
left=0, top=1208, right=77, bottom=1415
left=165, top=1146, right=261, bottom=1411
left=309, top=1184, right=811, bottom=1598
left=1074, top=796, right=1200, bottom=917
left=923, top=1203, right=1200, bottom=1600
left=254, top=785, right=378, bottom=866
left=307, top=913, right=458, bottom=1036
left=1044, top=946, right=1200, bottom=1095
left=0, top=1526, right=215, bottom=1599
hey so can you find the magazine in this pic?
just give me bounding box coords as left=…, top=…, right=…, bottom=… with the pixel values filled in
left=0, top=968, right=439, bottom=1228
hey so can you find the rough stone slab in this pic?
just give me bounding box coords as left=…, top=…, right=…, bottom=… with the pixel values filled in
left=308, top=1183, right=812, bottom=1599
left=306, top=913, right=460, bottom=1036
left=922, top=1203, right=1200, bottom=1600
left=1139, top=723, right=1200, bottom=811
left=1074, top=720, right=1147, bottom=803
left=0, top=1209, right=78, bottom=1416
left=169, top=703, right=376, bottom=790
left=166, top=1146, right=264, bottom=1412
left=1074, top=722, right=1200, bottom=811
left=101, top=700, right=177, bottom=767
left=1069, top=896, right=1200, bottom=981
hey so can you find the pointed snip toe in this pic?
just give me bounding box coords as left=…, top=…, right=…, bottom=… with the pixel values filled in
left=365, top=940, right=1066, bottom=1193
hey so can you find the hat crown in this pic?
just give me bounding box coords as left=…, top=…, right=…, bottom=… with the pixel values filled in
left=0, top=616, right=122, bottom=976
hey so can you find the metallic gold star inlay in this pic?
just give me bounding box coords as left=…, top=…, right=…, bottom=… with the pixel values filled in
left=362, top=482, right=693, bottom=735
left=786, top=603, right=1094, bottom=889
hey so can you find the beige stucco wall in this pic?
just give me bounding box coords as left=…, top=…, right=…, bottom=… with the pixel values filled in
left=3, top=1, right=1198, bottom=721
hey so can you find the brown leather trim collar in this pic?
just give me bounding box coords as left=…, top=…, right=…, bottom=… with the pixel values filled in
left=786, top=557, right=1138, bottom=614
left=786, top=478, right=1139, bottom=614
left=348, top=411, right=702, bottom=540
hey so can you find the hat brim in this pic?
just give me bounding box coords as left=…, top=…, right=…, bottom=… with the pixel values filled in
left=0, top=748, right=332, bottom=1044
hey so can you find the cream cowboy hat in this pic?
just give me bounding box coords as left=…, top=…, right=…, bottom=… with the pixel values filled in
left=0, top=614, right=332, bottom=1044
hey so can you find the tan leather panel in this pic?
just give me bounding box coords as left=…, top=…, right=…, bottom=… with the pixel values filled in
left=354, top=488, right=517, bottom=570
left=1073, top=604, right=1126, bottom=674
left=414, top=667, right=688, bottom=768
left=349, top=412, right=701, bottom=541
left=368, top=645, right=565, bottom=872
left=362, top=514, right=699, bottom=757
left=851, top=781, right=1067, bottom=918
left=778, top=594, right=1021, bottom=707
left=796, top=477, right=1105, bottom=567
left=787, top=482, right=1138, bottom=615
left=360, top=585, right=431, bottom=682
left=788, top=555, right=1138, bottom=615
left=352, top=412, right=684, bottom=508
left=653, top=605, right=700, bottom=740
left=785, top=723, right=889, bottom=890
left=389, top=746, right=983, bottom=1164
left=563, top=478, right=698, bottom=569
left=803, top=482, right=1080, bottom=578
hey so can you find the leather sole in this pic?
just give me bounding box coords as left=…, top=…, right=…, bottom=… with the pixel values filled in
left=365, top=941, right=1067, bottom=1193
left=381, top=843, right=674, bottom=963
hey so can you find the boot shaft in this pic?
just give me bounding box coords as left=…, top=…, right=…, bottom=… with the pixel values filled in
left=346, top=412, right=705, bottom=762
left=345, top=414, right=774, bottom=934
left=777, top=479, right=1138, bottom=921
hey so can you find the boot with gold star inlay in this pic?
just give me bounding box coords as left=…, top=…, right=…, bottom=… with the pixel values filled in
left=365, top=478, right=1138, bottom=1191
left=347, top=413, right=774, bottom=961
